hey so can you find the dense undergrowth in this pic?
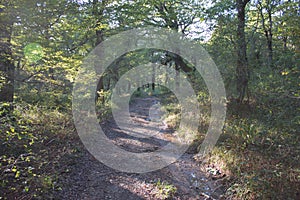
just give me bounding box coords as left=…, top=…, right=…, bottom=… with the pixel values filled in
left=211, top=96, right=299, bottom=199
left=159, top=91, right=299, bottom=199
left=0, top=103, right=78, bottom=199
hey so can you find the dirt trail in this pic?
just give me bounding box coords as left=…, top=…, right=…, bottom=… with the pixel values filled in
left=56, top=96, right=224, bottom=200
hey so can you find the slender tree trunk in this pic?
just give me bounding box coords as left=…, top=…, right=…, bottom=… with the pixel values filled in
left=165, top=66, right=169, bottom=85
left=107, top=75, right=111, bottom=90
left=283, top=36, right=287, bottom=52
left=93, top=0, right=108, bottom=102
left=152, top=63, right=155, bottom=91
left=267, top=8, right=273, bottom=67
left=92, top=0, right=106, bottom=47
left=175, top=63, right=180, bottom=90
left=127, top=80, right=131, bottom=93
left=236, top=0, right=250, bottom=103
left=258, top=1, right=273, bottom=67
left=0, top=2, right=14, bottom=108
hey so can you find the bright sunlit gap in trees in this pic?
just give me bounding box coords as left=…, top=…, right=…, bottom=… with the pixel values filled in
left=75, top=0, right=214, bottom=41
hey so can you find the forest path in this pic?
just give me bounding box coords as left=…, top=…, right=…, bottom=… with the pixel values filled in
left=56, top=96, right=224, bottom=200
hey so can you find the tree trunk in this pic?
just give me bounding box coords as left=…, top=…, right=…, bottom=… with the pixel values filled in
left=258, top=1, right=273, bottom=67
left=93, top=0, right=108, bottom=102
left=92, top=0, right=106, bottom=47
left=236, top=0, right=250, bottom=103
left=127, top=80, right=131, bottom=93
left=175, top=63, right=180, bottom=91
left=152, top=63, right=155, bottom=91
left=266, top=8, right=273, bottom=67
left=0, top=2, right=14, bottom=108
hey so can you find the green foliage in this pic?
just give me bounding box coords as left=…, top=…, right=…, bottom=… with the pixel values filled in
left=154, top=179, right=177, bottom=200
left=24, top=43, right=44, bottom=64
left=204, top=95, right=300, bottom=199
left=96, top=90, right=112, bottom=122
left=159, top=93, right=181, bottom=130
left=0, top=104, right=76, bottom=199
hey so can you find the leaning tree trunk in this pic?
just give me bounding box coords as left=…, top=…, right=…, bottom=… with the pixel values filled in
left=236, top=0, right=250, bottom=103
left=0, top=1, right=14, bottom=108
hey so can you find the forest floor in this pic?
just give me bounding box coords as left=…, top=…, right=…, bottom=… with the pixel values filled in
left=55, top=96, right=225, bottom=200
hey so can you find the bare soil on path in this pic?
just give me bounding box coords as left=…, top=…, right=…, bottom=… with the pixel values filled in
left=56, top=96, right=225, bottom=200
